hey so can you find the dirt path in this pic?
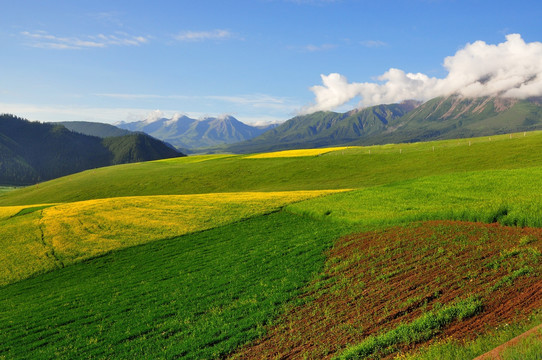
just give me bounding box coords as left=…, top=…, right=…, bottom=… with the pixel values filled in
left=473, top=323, right=542, bottom=360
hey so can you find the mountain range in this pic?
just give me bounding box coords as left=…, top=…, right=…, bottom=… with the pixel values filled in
left=116, top=115, right=278, bottom=150
left=220, top=96, right=542, bottom=153
left=0, top=114, right=184, bottom=186
left=3, top=94, right=542, bottom=185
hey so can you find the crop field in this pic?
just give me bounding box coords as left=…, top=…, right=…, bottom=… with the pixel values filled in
left=2, top=131, right=542, bottom=359
left=287, top=165, right=542, bottom=228
left=0, top=212, right=360, bottom=359
left=245, top=146, right=355, bottom=158
left=0, top=190, right=339, bottom=286
left=231, top=221, right=542, bottom=359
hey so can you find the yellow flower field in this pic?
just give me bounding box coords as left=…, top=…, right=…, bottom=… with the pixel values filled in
left=0, top=205, right=38, bottom=220
left=0, top=190, right=344, bottom=286
left=245, top=146, right=358, bottom=159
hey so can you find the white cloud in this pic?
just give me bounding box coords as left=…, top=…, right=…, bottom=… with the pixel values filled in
left=143, top=110, right=165, bottom=124
left=303, top=34, right=542, bottom=113
left=360, top=40, right=387, bottom=48
left=21, top=30, right=149, bottom=49
left=174, top=29, right=233, bottom=42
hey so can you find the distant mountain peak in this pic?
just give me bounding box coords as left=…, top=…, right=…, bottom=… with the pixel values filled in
left=117, top=113, right=279, bottom=149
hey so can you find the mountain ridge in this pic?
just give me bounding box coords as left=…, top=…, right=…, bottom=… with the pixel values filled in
left=217, top=96, right=542, bottom=153
left=221, top=100, right=420, bottom=153
left=54, top=121, right=132, bottom=138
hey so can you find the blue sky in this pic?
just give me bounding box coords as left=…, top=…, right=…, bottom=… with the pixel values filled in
left=1, top=0, right=542, bottom=125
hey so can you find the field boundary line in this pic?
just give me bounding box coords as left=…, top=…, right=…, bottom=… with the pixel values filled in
left=473, top=323, right=542, bottom=359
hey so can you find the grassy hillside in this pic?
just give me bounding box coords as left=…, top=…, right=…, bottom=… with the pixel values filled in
left=232, top=220, right=542, bottom=359
left=2, top=130, right=542, bottom=359
left=0, top=190, right=339, bottom=286
left=288, top=166, right=542, bottom=228
left=2, top=131, right=542, bottom=206
left=0, top=212, right=359, bottom=359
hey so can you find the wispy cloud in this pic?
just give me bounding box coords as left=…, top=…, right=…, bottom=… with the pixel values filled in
left=360, top=40, right=387, bottom=48
left=96, top=93, right=165, bottom=100
left=21, top=30, right=149, bottom=49
left=96, top=93, right=298, bottom=111
left=0, top=102, right=288, bottom=125
left=89, top=11, right=125, bottom=27
left=206, top=94, right=297, bottom=110
left=281, top=0, right=342, bottom=4
left=304, top=43, right=338, bottom=52
left=174, top=29, right=233, bottom=42
left=288, top=43, right=337, bottom=52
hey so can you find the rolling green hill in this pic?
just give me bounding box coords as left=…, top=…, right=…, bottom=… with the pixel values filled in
left=2, top=131, right=542, bottom=206
left=0, top=114, right=184, bottom=186
left=2, top=130, right=542, bottom=359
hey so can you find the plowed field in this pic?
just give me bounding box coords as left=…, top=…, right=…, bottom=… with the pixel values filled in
left=231, top=221, right=542, bottom=359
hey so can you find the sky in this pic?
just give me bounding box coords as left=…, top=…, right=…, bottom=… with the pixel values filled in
left=1, top=0, right=542, bottom=125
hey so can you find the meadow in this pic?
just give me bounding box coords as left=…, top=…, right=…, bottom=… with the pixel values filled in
left=2, top=131, right=542, bottom=206
left=1, top=131, right=542, bottom=359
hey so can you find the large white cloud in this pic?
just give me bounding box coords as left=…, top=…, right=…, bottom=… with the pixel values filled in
left=303, top=34, right=542, bottom=113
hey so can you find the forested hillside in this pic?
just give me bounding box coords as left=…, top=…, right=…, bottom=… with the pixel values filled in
left=0, top=114, right=184, bottom=185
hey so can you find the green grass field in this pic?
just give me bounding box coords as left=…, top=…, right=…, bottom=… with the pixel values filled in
left=0, top=186, right=18, bottom=195
left=287, top=166, right=542, bottom=228
left=0, top=191, right=339, bottom=286
left=1, top=131, right=542, bottom=206
left=2, top=131, right=542, bottom=359
left=0, top=212, right=360, bottom=359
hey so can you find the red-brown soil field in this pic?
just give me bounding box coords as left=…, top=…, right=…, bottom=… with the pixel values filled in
left=230, top=220, right=542, bottom=359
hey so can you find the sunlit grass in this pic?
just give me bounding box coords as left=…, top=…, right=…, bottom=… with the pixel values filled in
left=0, top=211, right=359, bottom=359
left=0, top=186, right=18, bottom=195
left=401, top=312, right=542, bottom=360
left=501, top=326, right=542, bottom=359
left=245, top=146, right=356, bottom=158
left=336, top=297, right=483, bottom=360
left=0, top=190, right=342, bottom=286
left=288, top=166, right=542, bottom=228
left=2, top=131, right=542, bottom=206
